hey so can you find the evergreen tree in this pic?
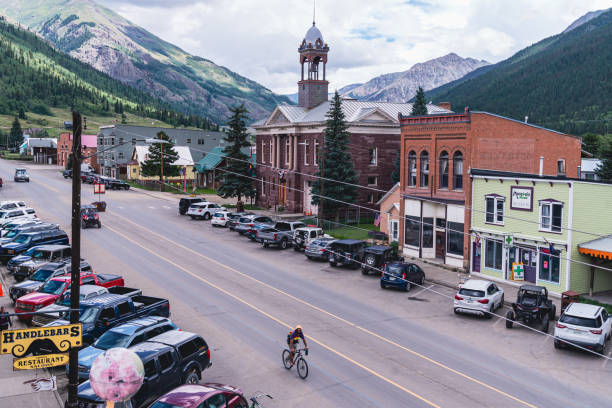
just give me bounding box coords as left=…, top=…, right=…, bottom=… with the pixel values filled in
left=121, top=113, right=127, bottom=124
left=217, top=104, right=253, bottom=202
left=140, top=131, right=180, bottom=186
left=582, top=133, right=601, bottom=157
left=595, top=139, right=612, bottom=182
left=310, top=91, right=358, bottom=220
left=391, top=149, right=401, bottom=184
left=18, top=107, right=26, bottom=119
left=411, top=86, right=428, bottom=116
left=9, top=116, right=23, bottom=149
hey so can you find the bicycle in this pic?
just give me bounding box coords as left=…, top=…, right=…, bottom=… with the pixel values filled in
left=282, top=346, right=309, bottom=379
left=250, top=392, right=273, bottom=407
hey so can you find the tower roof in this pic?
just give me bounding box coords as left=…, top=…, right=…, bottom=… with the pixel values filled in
left=304, top=23, right=324, bottom=46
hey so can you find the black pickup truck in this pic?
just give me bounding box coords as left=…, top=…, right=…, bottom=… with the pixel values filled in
left=45, top=293, right=170, bottom=346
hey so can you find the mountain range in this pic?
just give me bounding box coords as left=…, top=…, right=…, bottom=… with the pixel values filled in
left=425, top=8, right=612, bottom=135
left=0, top=0, right=290, bottom=123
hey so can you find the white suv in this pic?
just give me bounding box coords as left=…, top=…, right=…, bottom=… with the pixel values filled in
left=0, top=201, right=26, bottom=210
left=554, top=303, right=611, bottom=353
left=454, top=279, right=504, bottom=318
left=187, top=202, right=225, bottom=220
left=0, top=208, right=37, bottom=225
left=211, top=211, right=232, bottom=227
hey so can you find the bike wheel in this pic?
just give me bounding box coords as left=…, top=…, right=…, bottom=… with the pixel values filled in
left=282, top=349, right=292, bottom=369
left=296, top=357, right=309, bottom=379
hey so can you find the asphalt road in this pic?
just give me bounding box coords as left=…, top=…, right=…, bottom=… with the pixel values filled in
left=1, top=161, right=611, bottom=408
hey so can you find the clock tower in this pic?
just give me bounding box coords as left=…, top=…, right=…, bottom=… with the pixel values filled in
left=297, top=22, right=329, bottom=109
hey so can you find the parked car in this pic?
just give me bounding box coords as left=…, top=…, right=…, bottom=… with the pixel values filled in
left=0, top=200, right=27, bottom=210
left=1, top=222, right=58, bottom=244
left=304, top=237, right=337, bottom=261
left=179, top=198, right=205, bottom=215
left=10, top=261, right=90, bottom=302
left=13, top=244, right=72, bottom=282
left=380, top=262, right=425, bottom=291
left=76, top=316, right=178, bottom=380
left=6, top=245, right=47, bottom=273
left=15, top=272, right=125, bottom=321
left=63, top=169, right=72, bottom=179
left=14, top=168, right=30, bottom=182
left=1, top=218, right=39, bottom=236
left=0, top=229, right=69, bottom=263
left=81, top=204, right=101, bottom=229
left=150, top=384, right=250, bottom=408
left=235, top=215, right=274, bottom=235
left=45, top=293, right=170, bottom=345
left=32, top=284, right=112, bottom=327
left=105, top=177, right=130, bottom=190
left=247, top=223, right=273, bottom=241
left=80, top=172, right=96, bottom=184
left=211, top=211, right=233, bottom=227
left=293, top=226, right=326, bottom=252
left=78, top=331, right=210, bottom=408
left=187, top=202, right=226, bottom=220
left=361, top=245, right=401, bottom=275
left=257, top=221, right=305, bottom=249
left=227, top=212, right=252, bottom=230
left=506, top=285, right=556, bottom=332
left=453, top=279, right=504, bottom=317
left=554, top=302, right=611, bottom=353
left=0, top=208, right=37, bottom=226
left=327, top=239, right=367, bottom=268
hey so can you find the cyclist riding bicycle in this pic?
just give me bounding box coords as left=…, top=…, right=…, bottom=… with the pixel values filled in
left=286, top=325, right=308, bottom=366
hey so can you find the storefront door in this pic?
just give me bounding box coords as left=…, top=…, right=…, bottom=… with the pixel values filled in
left=472, top=242, right=481, bottom=272
left=508, top=247, right=537, bottom=283
left=436, top=231, right=446, bottom=259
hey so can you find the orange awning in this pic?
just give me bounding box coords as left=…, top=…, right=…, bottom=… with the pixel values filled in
left=578, top=235, right=612, bottom=260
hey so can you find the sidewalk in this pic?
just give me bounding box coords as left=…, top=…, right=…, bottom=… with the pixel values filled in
left=0, top=272, right=63, bottom=407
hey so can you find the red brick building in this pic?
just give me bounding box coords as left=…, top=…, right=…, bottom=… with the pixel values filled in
left=57, top=132, right=99, bottom=171
left=254, top=22, right=450, bottom=214
left=398, top=109, right=582, bottom=269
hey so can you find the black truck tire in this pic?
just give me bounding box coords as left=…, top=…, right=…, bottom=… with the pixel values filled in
left=549, top=304, right=556, bottom=320
left=184, top=369, right=200, bottom=385
left=506, top=310, right=514, bottom=329
left=280, top=239, right=288, bottom=250
left=542, top=315, right=550, bottom=333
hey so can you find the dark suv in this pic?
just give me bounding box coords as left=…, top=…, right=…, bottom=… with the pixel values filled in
left=1, top=230, right=69, bottom=263
left=361, top=245, right=401, bottom=275
left=328, top=239, right=367, bottom=268
left=179, top=198, right=204, bottom=215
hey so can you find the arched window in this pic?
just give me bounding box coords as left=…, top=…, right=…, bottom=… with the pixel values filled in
left=453, top=151, right=463, bottom=190
left=420, top=151, right=429, bottom=187
left=439, top=151, right=449, bottom=189
left=408, top=151, right=417, bottom=187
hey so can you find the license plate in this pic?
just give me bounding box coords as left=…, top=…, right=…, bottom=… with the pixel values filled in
left=389, top=277, right=396, bottom=281
left=572, top=329, right=583, bottom=335
left=466, top=299, right=473, bottom=303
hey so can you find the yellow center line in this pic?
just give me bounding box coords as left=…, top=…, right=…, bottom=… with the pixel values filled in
left=104, top=223, right=439, bottom=408
left=109, top=211, right=537, bottom=408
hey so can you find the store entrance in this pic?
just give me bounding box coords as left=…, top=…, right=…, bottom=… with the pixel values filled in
left=508, top=247, right=537, bottom=283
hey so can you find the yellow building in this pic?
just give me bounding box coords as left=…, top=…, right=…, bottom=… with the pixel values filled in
left=128, top=145, right=196, bottom=182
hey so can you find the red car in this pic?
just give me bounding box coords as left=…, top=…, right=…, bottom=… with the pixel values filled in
left=149, top=384, right=251, bottom=408
left=15, top=272, right=124, bottom=321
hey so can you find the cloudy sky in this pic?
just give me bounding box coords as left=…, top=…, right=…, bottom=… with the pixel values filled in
left=97, top=0, right=612, bottom=95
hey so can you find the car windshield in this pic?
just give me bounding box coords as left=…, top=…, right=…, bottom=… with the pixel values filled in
left=79, top=307, right=99, bottom=324
left=5, top=230, right=20, bottom=238
left=150, top=402, right=182, bottom=408
left=560, top=314, right=598, bottom=328
left=239, top=217, right=251, bottom=223
left=41, top=280, right=67, bottom=295
left=32, top=250, right=46, bottom=259
left=31, top=269, right=55, bottom=282
left=94, top=331, right=132, bottom=350
left=14, top=235, right=31, bottom=244
left=213, top=213, right=224, bottom=218
left=385, top=265, right=405, bottom=275
left=459, top=288, right=485, bottom=297
left=82, top=209, right=96, bottom=216
left=0, top=212, right=6, bottom=218
left=23, top=247, right=37, bottom=256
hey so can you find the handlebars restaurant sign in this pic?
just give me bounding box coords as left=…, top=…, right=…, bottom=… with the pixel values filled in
left=0, top=323, right=82, bottom=367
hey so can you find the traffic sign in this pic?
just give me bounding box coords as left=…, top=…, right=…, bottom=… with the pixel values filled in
left=94, top=182, right=105, bottom=194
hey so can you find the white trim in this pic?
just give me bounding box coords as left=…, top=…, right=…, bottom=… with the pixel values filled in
left=566, top=182, right=573, bottom=291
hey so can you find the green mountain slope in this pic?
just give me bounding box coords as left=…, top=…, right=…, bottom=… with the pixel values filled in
left=0, top=0, right=290, bottom=123
left=0, top=18, right=214, bottom=130
left=426, top=9, right=612, bottom=135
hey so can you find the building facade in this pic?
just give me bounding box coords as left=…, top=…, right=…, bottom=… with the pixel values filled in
left=255, top=22, right=450, bottom=214
left=57, top=133, right=98, bottom=171
left=398, top=110, right=582, bottom=269
left=470, top=169, right=612, bottom=296
left=127, top=145, right=195, bottom=182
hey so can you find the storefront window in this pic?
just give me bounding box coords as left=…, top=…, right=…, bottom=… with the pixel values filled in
left=439, top=151, right=449, bottom=189
left=539, top=251, right=560, bottom=283
left=422, top=217, right=433, bottom=248
left=485, top=239, right=503, bottom=270
left=404, top=216, right=420, bottom=247
left=420, top=151, right=429, bottom=187
left=447, top=222, right=464, bottom=256
left=453, top=151, right=463, bottom=190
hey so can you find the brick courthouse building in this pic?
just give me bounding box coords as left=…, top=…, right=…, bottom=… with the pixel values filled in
left=254, top=22, right=449, bottom=214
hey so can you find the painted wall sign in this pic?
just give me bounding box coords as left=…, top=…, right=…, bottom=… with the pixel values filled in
left=14, top=353, right=69, bottom=370
left=510, top=186, right=533, bottom=211
left=0, top=324, right=82, bottom=357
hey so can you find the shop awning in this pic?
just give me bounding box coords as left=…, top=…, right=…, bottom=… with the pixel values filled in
left=578, top=235, right=612, bottom=260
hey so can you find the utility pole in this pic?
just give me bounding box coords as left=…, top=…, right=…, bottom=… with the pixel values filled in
left=67, top=111, right=82, bottom=407
left=160, top=140, right=164, bottom=192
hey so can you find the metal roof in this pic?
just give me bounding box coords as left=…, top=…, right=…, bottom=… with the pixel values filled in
left=581, top=158, right=602, bottom=173
left=133, top=145, right=194, bottom=166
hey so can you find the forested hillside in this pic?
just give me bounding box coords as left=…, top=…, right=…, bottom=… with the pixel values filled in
left=0, top=18, right=215, bottom=129
left=425, top=9, right=612, bottom=135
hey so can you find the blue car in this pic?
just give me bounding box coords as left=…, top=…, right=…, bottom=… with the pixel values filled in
left=76, top=316, right=178, bottom=380
left=1, top=230, right=69, bottom=263
left=7, top=245, right=46, bottom=273
left=380, top=262, right=425, bottom=292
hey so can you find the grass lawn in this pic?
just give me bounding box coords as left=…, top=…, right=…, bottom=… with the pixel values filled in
left=326, top=223, right=378, bottom=241
left=579, top=297, right=612, bottom=314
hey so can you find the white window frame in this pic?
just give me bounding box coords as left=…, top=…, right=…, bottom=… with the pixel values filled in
left=269, top=138, right=273, bottom=165
left=314, top=140, right=319, bottom=166
left=367, top=176, right=378, bottom=186
left=285, top=139, right=290, bottom=165
left=539, top=201, right=563, bottom=233
left=304, top=140, right=309, bottom=165
left=485, top=239, right=503, bottom=271
left=484, top=195, right=505, bottom=225
left=369, top=148, right=377, bottom=165
left=391, top=220, right=399, bottom=242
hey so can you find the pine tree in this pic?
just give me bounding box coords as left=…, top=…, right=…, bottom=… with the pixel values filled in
left=18, top=107, right=26, bottom=119
left=595, top=139, right=612, bottom=182
left=217, top=104, right=253, bottom=202
left=391, top=149, right=401, bottom=184
left=310, top=91, right=358, bottom=220
left=9, top=116, right=23, bottom=149
left=140, top=131, right=180, bottom=186
left=582, top=133, right=601, bottom=157
left=411, top=86, right=428, bottom=116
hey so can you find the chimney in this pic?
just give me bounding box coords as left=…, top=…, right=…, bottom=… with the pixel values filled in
left=524, top=116, right=528, bottom=123
left=539, top=156, right=544, bottom=176
left=438, top=102, right=451, bottom=111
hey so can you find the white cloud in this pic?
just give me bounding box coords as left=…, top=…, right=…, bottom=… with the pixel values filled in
left=97, top=0, right=612, bottom=94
